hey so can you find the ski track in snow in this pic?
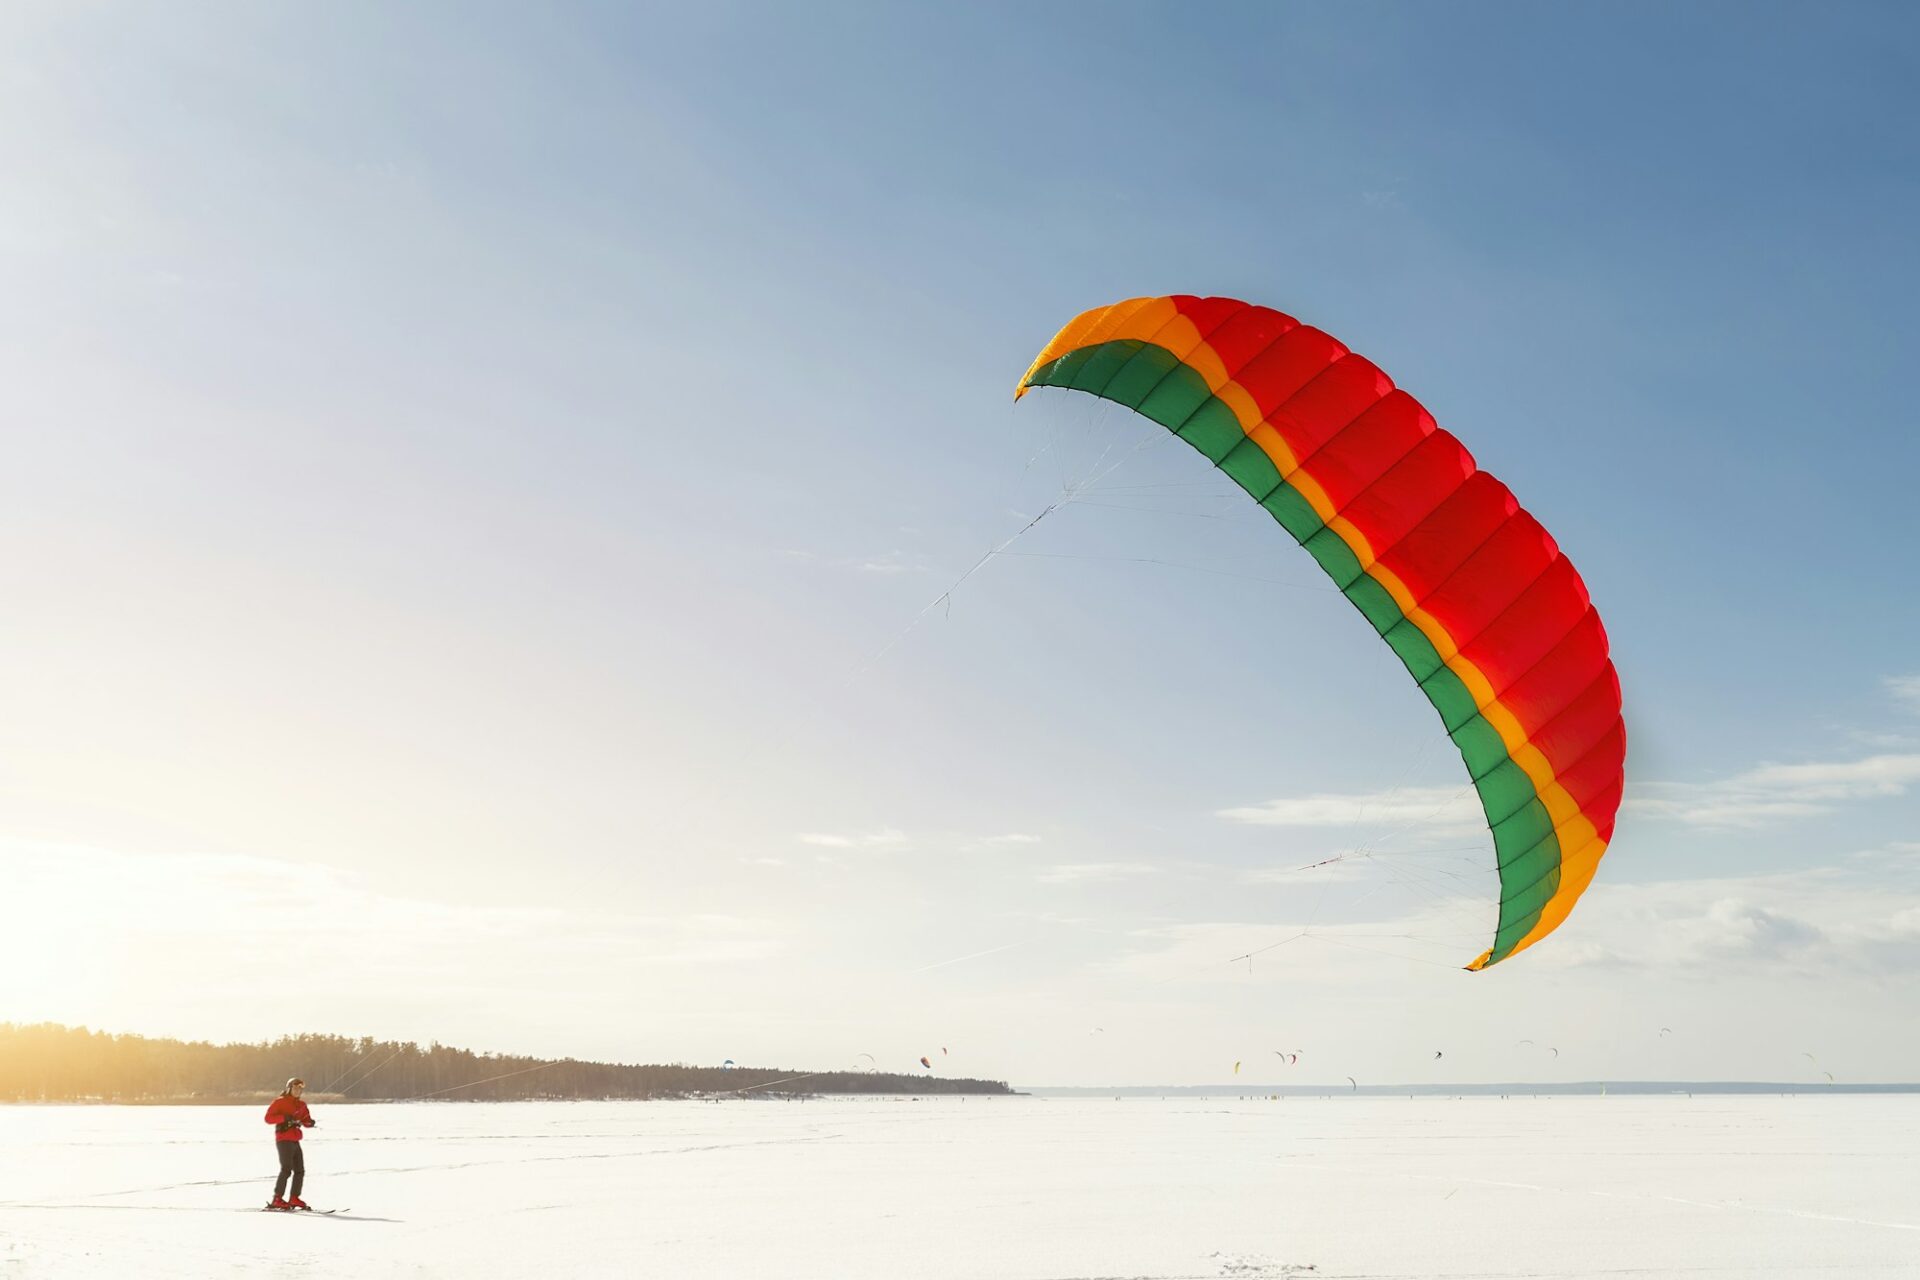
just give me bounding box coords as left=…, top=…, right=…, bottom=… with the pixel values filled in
left=1, top=1097, right=1918, bottom=1277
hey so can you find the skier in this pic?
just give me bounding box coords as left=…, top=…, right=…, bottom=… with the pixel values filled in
left=264, top=1077, right=317, bottom=1210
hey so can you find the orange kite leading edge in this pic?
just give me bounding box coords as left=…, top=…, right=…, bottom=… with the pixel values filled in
left=1015, top=296, right=1624, bottom=968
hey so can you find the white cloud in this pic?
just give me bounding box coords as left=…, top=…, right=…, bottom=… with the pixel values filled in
left=800, top=829, right=1044, bottom=857
left=1743, top=756, right=1920, bottom=794
left=1219, top=786, right=1483, bottom=835
left=998, top=909, right=1092, bottom=926
left=775, top=548, right=928, bottom=576
left=854, top=551, right=928, bottom=575
left=1628, top=753, right=1920, bottom=828
left=797, top=828, right=908, bottom=851
left=1243, top=853, right=1379, bottom=884
left=1887, top=675, right=1920, bottom=713
left=1672, top=898, right=1826, bottom=962
left=1846, top=728, right=1918, bottom=748
left=1526, top=861, right=1920, bottom=976
left=1086, top=857, right=1920, bottom=984
left=1037, top=862, right=1156, bottom=885
left=960, top=832, right=1045, bottom=855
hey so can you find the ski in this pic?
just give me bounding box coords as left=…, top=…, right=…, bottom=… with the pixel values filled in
left=263, top=1206, right=349, bottom=1214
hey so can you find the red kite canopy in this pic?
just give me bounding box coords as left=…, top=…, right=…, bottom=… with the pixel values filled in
left=1017, top=296, right=1624, bottom=969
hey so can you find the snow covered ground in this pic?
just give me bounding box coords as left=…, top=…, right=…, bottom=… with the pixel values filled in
left=1, top=1094, right=1917, bottom=1278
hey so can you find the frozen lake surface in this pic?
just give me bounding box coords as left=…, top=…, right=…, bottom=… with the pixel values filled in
left=2, top=1095, right=1918, bottom=1277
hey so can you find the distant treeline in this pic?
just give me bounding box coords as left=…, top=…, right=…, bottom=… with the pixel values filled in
left=0, top=1023, right=1012, bottom=1103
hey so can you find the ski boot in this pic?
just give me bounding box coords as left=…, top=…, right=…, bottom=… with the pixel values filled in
left=268, top=1196, right=292, bottom=1211
left=289, top=1196, right=312, bottom=1211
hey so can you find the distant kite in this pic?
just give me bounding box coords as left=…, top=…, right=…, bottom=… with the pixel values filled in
left=919, top=1056, right=932, bottom=1070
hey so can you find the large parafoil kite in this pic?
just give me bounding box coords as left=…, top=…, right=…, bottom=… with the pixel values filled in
left=1017, top=296, right=1625, bottom=968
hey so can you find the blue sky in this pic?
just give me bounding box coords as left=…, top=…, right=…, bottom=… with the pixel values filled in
left=2, top=3, right=1917, bottom=1085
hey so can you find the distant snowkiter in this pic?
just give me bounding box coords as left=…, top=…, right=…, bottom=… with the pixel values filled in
left=264, top=1077, right=317, bottom=1210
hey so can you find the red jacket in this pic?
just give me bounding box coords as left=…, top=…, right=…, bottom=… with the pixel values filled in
left=264, top=1095, right=312, bottom=1142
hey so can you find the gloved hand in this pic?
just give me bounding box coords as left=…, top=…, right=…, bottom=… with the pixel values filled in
left=302, top=1118, right=317, bottom=1127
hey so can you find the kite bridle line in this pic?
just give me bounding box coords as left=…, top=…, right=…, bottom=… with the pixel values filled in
left=314, top=1038, right=416, bottom=1100
left=401, top=1059, right=563, bottom=1101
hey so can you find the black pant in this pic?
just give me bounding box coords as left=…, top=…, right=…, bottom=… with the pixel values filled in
left=274, top=1141, right=305, bottom=1200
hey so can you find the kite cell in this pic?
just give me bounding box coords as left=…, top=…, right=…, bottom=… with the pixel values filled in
left=1018, top=296, right=1626, bottom=968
